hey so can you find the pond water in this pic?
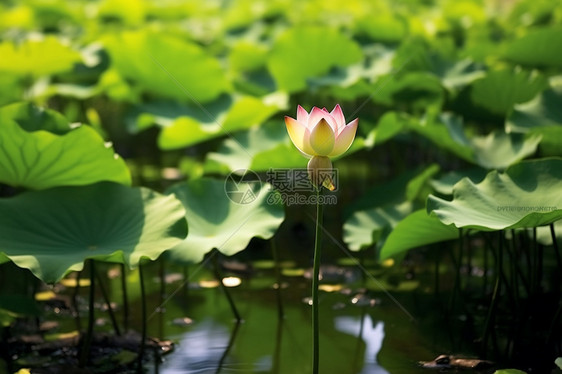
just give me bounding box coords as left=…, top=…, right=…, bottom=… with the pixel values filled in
left=136, top=261, right=447, bottom=374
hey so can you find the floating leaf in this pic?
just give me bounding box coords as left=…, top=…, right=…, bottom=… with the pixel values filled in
left=343, top=166, right=438, bottom=251
left=503, top=26, right=562, bottom=68
left=0, top=102, right=131, bottom=189
left=267, top=26, right=362, bottom=92
left=128, top=93, right=286, bottom=150
left=379, top=210, right=459, bottom=259
left=430, top=168, right=488, bottom=195
left=427, top=158, right=562, bottom=231
left=0, top=36, right=81, bottom=77
left=411, top=113, right=541, bottom=169
left=103, top=30, right=228, bottom=102
left=470, top=68, right=547, bottom=115
left=343, top=201, right=413, bottom=252
left=0, top=182, right=187, bottom=283
left=166, top=178, right=284, bottom=264
left=506, top=79, right=562, bottom=156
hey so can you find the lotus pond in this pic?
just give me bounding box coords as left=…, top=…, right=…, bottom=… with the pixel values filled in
left=0, top=0, right=562, bottom=373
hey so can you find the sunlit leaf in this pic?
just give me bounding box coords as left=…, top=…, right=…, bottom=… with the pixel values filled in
left=0, top=36, right=81, bottom=77
left=427, top=158, right=562, bottom=231
left=470, top=68, right=547, bottom=115
left=0, top=103, right=131, bottom=189
left=166, top=178, right=284, bottom=264
left=507, top=78, right=562, bottom=156
left=0, top=182, right=188, bottom=283
left=503, top=26, right=562, bottom=68
left=103, top=30, right=228, bottom=102
left=128, top=93, right=286, bottom=150
left=267, top=26, right=362, bottom=92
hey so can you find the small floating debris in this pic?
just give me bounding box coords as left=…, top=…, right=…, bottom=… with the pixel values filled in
left=171, top=317, right=194, bottom=327
left=419, top=355, right=494, bottom=370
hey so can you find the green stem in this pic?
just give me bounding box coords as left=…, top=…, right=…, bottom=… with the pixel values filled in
left=79, top=260, right=95, bottom=367
left=271, top=239, right=284, bottom=319
left=550, top=223, right=562, bottom=270
left=120, top=263, right=129, bottom=332
left=137, top=263, right=147, bottom=373
left=213, top=250, right=241, bottom=322
left=94, top=268, right=121, bottom=336
left=312, top=187, right=324, bottom=374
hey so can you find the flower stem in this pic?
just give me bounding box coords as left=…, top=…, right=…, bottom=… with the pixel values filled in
left=312, top=187, right=324, bottom=374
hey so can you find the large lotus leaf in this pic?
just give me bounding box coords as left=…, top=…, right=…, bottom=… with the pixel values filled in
left=371, top=72, right=444, bottom=109
left=0, top=102, right=70, bottom=134
left=128, top=93, right=286, bottom=150
left=166, top=178, right=284, bottom=264
left=0, top=103, right=131, bottom=189
left=0, top=36, right=81, bottom=77
left=0, top=182, right=188, bottom=283
left=410, top=113, right=541, bottom=169
left=103, top=30, right=228, bottom=102
left=430, top=168, right=488, bottom=195
left=343, top=201, right=413, bottom=252
left=432, top=59, right=486, bottom=91
left=503, top=26, right=562, bottom=68
left=343, top=165, right=437, bottom=251
left=506, top=79, right=562, bottom=156
left=470, top=68, right=547, bottom=115
left=427, top=158, right=562, bottom=231
left=470, top=131, right=542, bottom=170
left=379, top=210, right=460, bottom=259
left=267, top=26, right=362, bottom=92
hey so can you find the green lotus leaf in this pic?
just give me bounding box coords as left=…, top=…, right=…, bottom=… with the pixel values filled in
left=128, top=93, right=286, bottom=150
left=0, top=36, right=81, bottom=77
left=166, top=178, right=285, bottom=264
left=503, top=26, right=562, bottom=68
left=430, top=168, right=487, bottom=195
left=343, top=201, right=413, bottom=252
left=470, top=68, right=547, bottom=116
left=379, top=210, right=460, bottom=260
left=427, top=158, right=562, bottom=231
left=0, top=103, right=131, bottom=189
left=371, top=72, right=444, bottom=109
left=103, top=30, right=228, bottom=102
left=267, top=26, right=363, bottom=92
left=506, top=78, right=562, bottom=156
left=343, top=166, right=437, bottom=251
left=410, top=113, right=541, bottom=169
left=0, top=182, right=188, bottom=283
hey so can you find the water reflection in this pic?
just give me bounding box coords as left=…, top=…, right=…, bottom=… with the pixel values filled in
left=161, top=318, right=234, bottom=374
left=335, top=314, right=390, bottom=374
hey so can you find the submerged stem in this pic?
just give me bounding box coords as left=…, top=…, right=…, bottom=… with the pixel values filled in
left=94, top=268, right=121, bottom=336
left=271, top=239, right=284, bottom=319
left=312, top=187, right=324, bottom=374
left=213, top=250, right=241, bottom=322
left=120, top=263, right=129, bottom=332
left=137, top=263, right=147, bottom=373
left=79, top=260, right=95, bottom=367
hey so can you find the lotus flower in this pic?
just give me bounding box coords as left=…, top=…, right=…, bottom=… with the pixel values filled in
left=284, top=105, right=358, bottom=158
left=285, top=105, right=358, bottom=190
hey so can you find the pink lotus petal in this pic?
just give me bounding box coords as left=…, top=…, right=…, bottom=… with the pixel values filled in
left=329, top=118, right=358, bottom=157
left=297, top=105, right=308, bottom=123
left=309, top=107, right=337, bottom=133
left=285, top=116, right=314, bottom=156
left=330, top=104, right=345, bottom=131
